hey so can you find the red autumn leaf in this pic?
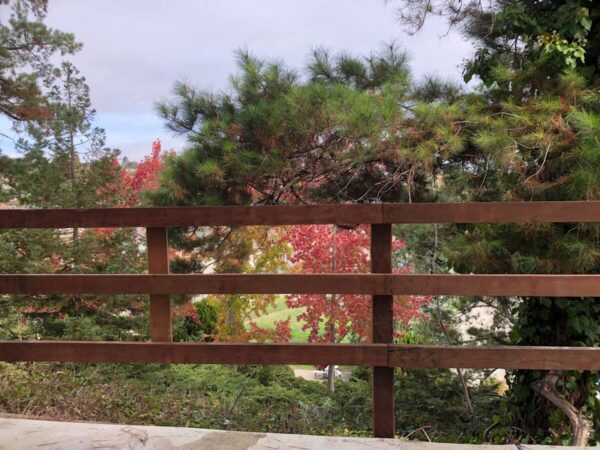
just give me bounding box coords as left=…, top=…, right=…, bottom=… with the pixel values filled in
left=283, top=224, right=430, bottom=344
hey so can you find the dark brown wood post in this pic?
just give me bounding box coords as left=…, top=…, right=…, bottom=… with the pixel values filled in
left=371, top=223, right=394, bottom=438
left=146, top=227, right=171, bottom=342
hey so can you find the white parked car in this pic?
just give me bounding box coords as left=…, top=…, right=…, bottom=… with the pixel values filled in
left=314, top=365, right=342, bottom=379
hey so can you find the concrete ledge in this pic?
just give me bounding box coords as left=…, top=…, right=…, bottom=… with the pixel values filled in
left=0, top=417, right=591, bottom=449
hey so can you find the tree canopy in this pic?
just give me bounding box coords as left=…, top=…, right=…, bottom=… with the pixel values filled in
left=395, top=0, right=600, bottom=97
left=0, top=0, right=80, bottom=126
left=152, top=45, right=417, bottom=207
left=1, top=0, right=600, bottom=445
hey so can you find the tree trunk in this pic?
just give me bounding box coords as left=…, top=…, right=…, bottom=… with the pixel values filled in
left=531, top=370, right=593, bottom=446
left=66, top=68, right=78, bottom=244
left=327, top=321, right=335, bottom=393
left=327, top=226, right=337, bottom=393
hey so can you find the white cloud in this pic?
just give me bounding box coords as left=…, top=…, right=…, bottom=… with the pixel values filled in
left=1, top=0, right=473, bottom=159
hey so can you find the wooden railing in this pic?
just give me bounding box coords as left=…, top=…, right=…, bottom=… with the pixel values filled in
left=1, top=202, right=600, bottom=438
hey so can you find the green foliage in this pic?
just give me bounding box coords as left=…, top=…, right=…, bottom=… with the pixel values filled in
left=465, top=1, right=600, bottom=93
left=0, top=52, right=148, bottom=342
left=0, top=361, right=506, bottom=441
left=13, top=61, right=113, bottom=209
left=395, top=369, right=504, bottom=443
left=439, top=80, right=600, bottom=444
left=395, top=0, right=600, bottom=97
left=153, top=45, right=412, bottom=207
left=0, top=362, right=370, bottom=435
left=172, top=300, right=218, bottom=342
left=0, top=228, right=150, bottom=341
left=384, top=55, right=600, bottom=443
left=0, top=0, right=80, bottom=125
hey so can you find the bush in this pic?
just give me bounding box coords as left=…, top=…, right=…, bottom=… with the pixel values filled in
left=0, top=361, right=509, bottom=441
left=0, top=362, right=369, bottom=435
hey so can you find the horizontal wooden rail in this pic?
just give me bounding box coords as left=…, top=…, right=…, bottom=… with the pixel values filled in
left=1, top=341, right=599, bottom=370
left=1, top=274, right=600, bottom=297
left=382, top=201, right=600, bottom=224
left=2, top=201, right=600, bottom=440
left=388, top=345, right=600, bottom=370
left=1, top=201, right=600, bottom=228
left=0, top=204, right=380, bottom=228
left=0, top=341, right=387, bottom=366
left=387, top=274, right=600, bottom=297
left=0, top=274, right=387, bottom=294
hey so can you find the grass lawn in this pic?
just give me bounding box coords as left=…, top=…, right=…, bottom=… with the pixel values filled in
left=249, top=295, right=351, bottom=344
left=251, top=296, right=311, bottom=342
left=248, top=297, right=354, bottom=371
left=247, top=296, right=313, bottom=369
left=250, top=297, right=316, bottom=370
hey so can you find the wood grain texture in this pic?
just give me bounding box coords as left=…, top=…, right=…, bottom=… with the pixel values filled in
left=383, top=201, right=600, bottom=223
left=1, top=274, right=599, bottom=297
left=0, top=341, right=388, bottom=366
left=0, top=274, right=389, bottom=294
left=371, top=225, right=393, bottom=342
left=2, top=201, right=600, bottom=229
left=2, top=341, right=597, bottom=370
left=0, top=204, right=382, bottom=228
left=388, top=345, right=600, bottom=370
left=387, top=274, right=600, bottom=297
left=3, top=200, right=599, bottom=439
left=370, top=223, right=394, bottom=439
left=147, top=227, right=171, bottom=342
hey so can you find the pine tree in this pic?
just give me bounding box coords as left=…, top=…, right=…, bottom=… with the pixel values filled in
left=151, top=45, right=419, bottom=341
left=0, top=62, right=160, bottom=341
left=23, top=61, right=108, bottom=241
left=394, top=1, right=600, bottom=96
left=387, top=74, right=600, bottom=445
left=152, top=23, right=600, bottom=441
left=152, top=44, right=412, bottom=207
left=446, top=79, right=600, bottom=445
left=0, top=0, right=80, bottom=125
left=388, top=2, right=600, bottom=444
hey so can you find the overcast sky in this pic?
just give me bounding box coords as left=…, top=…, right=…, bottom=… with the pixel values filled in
left=1, top=0, right=474, bottom=160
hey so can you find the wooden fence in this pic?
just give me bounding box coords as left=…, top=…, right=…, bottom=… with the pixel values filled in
left=1, top=202, right=600, bottom=438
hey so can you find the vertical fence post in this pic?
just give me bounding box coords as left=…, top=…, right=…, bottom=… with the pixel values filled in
left=146, top=227, right=171, bottom=342
left=370, top=223, right=394, bottom=438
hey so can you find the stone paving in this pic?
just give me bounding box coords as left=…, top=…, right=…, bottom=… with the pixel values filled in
left=0, top=417, right=591, bottom=450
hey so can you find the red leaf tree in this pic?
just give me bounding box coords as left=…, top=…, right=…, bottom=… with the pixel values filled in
left=284, top=224, right=429, bottom=344
left=116, top=138, right=166, bottom=207
left=96, top=139, right=167, bottom=236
